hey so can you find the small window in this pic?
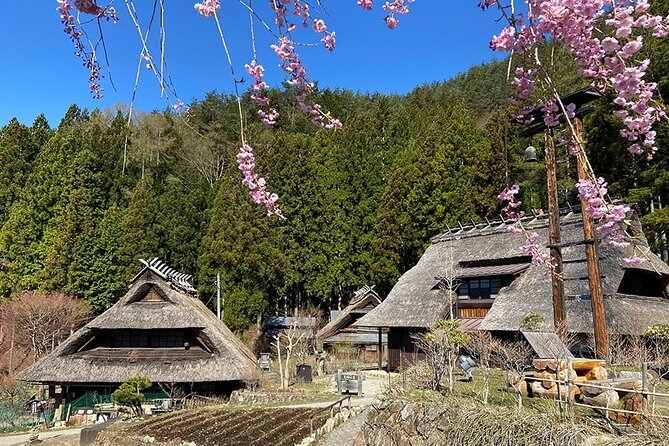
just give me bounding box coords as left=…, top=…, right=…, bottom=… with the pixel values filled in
left=457, top=275, right=515, bottom=300
left=114, top=330, right=148, bottom=348
left=458, top=282, right=469, bottom=300
left=490, top=278, right=502, bottom=298
left=152, top=330, right=184, bottom=347
left=113, top=330, right=185, bottom=348
left=142, top=289, right=163, bottom=302
left=618, top=269, right=666, bottom=298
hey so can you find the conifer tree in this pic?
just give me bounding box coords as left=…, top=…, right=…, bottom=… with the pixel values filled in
left=118, top=176, right=163, bottom=280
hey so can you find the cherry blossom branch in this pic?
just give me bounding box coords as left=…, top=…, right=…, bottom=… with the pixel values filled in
left=498, top=185, right=550, bottom=266
left=159, top=0, right=166, bottom=97
left=484, top=0, right=669, bottom=264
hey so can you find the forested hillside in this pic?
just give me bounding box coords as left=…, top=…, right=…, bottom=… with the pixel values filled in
left=1, top=0, right=669, bottom=331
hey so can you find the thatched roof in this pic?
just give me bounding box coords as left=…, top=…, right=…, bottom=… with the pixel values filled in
left=316, top=286, right=382, bottom=344
left=18, top=261, right=259, bottom=385
left=356, top=209, right=669, bottom=335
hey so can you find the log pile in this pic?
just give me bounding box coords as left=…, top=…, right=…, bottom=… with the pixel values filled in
left=515, top=359, right=645, bottom=424
left=526, top=359, right=607, bottom=400
left=581, top=378, right=644, bottom=424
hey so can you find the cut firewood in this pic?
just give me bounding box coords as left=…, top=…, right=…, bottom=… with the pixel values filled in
left=532, top=381, right=577, bottom=400
left=570, top=359, right=606, bottom=372
left=584, top=366, right=608, bottom=381
left=583, top=389, right=619, bottom=408
left=532, top=359, right=566, bottom=372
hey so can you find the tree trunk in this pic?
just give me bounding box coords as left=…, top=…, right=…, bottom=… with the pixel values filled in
left=275, top=338, right=285, bottom=390
left=447, top=354, right=454, bottom=393
left=8, top=325, right=15, bottom=376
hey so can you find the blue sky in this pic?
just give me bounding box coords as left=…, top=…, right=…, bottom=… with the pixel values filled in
left=0, top=1, right=503, bottom=127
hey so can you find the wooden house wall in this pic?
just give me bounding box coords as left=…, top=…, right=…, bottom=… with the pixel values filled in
left=388, top=328, right=426, bottom=372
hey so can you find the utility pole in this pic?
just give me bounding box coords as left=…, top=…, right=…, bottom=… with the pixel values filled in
left=517, top=87, right=607, bottom=353
left=216, top=273, right=221, bottom=320
left=544, top=130, right=566, bottom=333
left=574, top=117, right=608, bottom=358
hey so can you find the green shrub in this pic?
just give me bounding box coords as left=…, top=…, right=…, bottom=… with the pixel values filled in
left=520, top=313, right=544, bottom=331
left=112, top=376, right=151, bottom=416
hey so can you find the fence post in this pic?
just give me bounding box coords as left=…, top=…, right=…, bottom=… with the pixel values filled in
left=567, top=358, right=574, bottom=419
left=642, top=362, right=649, bottom=415
left=555, top=364, right=563, bottom=417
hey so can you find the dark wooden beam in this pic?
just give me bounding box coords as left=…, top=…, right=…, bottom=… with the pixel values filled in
left=574, top=117, right=608, bottom=359
left=545, top=130, right=566, bottom=334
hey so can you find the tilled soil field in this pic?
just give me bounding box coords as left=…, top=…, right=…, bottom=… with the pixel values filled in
left=113, top=406, right=329, bottom=446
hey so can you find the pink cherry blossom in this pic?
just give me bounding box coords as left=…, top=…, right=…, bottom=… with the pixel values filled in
left=488, top=1, right=669, bottom=160
left=237, top=144, right=282, bottom=217
left=245, top=59, right=280, bottom=128
left=56, top=0, right=116, bottom=98
left=194, top=0, right=220, bottom=17
left=357, top=0, right=374, bottom=11
left=623, top=256, right=645, bottom=266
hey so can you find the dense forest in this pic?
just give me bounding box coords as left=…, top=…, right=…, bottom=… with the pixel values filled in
left=1, top=2, right=669, bottom=332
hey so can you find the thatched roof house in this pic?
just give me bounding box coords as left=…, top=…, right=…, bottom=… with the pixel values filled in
left=18, top=259, right=259, bottom=392
left=357, top=209, right=669, bottom=370
left=316, top=286, right=386, bottom=353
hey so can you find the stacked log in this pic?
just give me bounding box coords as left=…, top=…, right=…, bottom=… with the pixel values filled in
left=529, top=358, right=645, bottom=425
left=581, top=378, right=644, bottom=424
left=529, top=359, right=607, bottom=403
left=506, top=372, right=529, bottom=397
left=530, top=381, right=578, bottom=400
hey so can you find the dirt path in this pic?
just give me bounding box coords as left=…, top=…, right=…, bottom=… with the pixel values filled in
left=316, top=407, right=371, bottom=446
left=0, top=428, right=82, bottom=446
left=281, top=371, right=389, bottom=410
left=312, top=372, right=390, bottom=446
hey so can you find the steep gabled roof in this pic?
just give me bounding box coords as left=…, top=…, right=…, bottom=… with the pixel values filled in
left=356, top=209, right=669, bottom=335
left=18, top=261, right=259, bottom=384
left=316, top=286, right=382, bottom=343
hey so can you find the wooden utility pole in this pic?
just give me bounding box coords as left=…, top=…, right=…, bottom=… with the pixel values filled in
left=574, top=117, right=608, bottom=358
left=545, top=130, right=566, bottom=333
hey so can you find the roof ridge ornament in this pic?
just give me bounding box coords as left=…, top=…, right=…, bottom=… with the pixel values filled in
left=138, top=258, right=198, bottom=295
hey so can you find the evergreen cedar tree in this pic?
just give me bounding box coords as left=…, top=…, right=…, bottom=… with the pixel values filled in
left=0, top=1, right=668, bottom=331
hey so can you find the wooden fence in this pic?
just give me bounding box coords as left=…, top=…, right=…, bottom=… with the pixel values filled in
left=526, top=360, right=669, bottom=422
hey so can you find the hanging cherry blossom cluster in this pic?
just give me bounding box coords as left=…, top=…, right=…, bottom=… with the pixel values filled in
left=245, top=60, right=279, bottom=128
left=498, top=185, right=549, bottom=265
left=575, top=178, right=646, bottom=264
left=56, top=0, right=118, bottom=98
left=355, top=1, right=416, bottom=28
left=237, top=144, right=281, bottom=217
left=57, top=0, right=421, bottom=215
left=486, top=0, right=668, bottom=160
left=485, top=0, right=669, bottom=264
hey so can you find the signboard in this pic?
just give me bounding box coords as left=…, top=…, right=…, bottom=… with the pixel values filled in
left=259, top=353, right=271, bottom=371
left=336, top=369, right=364, bottom=396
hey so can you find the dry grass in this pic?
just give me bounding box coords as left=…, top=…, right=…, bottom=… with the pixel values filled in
left=389, top=365, right=669, bottom=428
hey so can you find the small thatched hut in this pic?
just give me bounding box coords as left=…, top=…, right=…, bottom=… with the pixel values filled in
left=356, top=209, right=669, bottom=371
left=18, top=259, right=259, bottom=401
left=316, top=286, right=387, bottom=361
